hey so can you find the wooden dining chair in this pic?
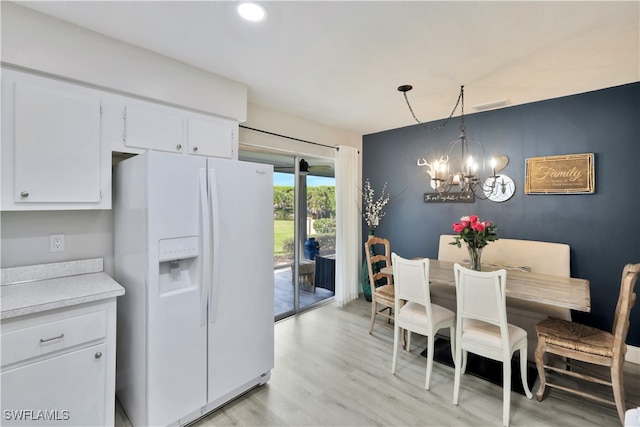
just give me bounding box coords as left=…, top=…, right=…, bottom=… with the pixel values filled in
left=534, top=263, right=640, bottom=424
left=365, top=236, right=395, bottom=334
left=391, top=254, right=455, bottom=389
left=452, top=264, right=533, bottom=427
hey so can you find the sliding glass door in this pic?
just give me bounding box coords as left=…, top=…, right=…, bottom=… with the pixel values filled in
left=240, top=149, right=335, bottom=320
left=273, top=157, right=335, bottom=320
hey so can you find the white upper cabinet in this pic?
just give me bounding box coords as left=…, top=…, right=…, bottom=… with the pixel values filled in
left=1, top=68, right=239, bottom=211
left=187, top=115, right=235, bottom=159
left=1, top=69, right=110, bottom=210
left=123, top=102, right=184, bottom=153
left=14, top=81, right=101, bottom=202
left=116, top=98, right=237, bottom=159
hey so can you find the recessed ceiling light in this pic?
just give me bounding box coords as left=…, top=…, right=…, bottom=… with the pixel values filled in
left=237, top=2, right=267, bottom=22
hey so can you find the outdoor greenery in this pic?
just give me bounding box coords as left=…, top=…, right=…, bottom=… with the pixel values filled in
left=274, top=186, right=336, bottom=220
left=273, top=185, right=336, bottom=264
left=313, top=218, right=336, bottom=233
left=307, top=186, right=336, bottom=219
left=282, top=233, right=336, bottom=256
left=274, top=187, right=294, bottom=220
left=274, top=220, right=294, bottom=256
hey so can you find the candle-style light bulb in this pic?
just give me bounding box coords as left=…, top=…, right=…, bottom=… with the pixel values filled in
left=466, top=156, right=474, bottom=175
left=490, top=157, right=497, bottom=177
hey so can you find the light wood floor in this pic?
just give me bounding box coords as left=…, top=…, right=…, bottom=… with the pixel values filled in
left=117, top=296, right=639, bottom=426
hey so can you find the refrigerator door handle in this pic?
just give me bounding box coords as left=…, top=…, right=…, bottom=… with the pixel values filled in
left=199, top=169, right=210, bottom=327
left=208, top=168, right=221, bottom=324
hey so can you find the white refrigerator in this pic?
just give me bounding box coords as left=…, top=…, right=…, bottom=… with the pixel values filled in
left=113, top=151, right=274, bottom=427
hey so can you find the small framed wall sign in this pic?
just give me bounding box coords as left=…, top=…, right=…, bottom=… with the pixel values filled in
left=525, top=153, right=595, bottom=194
left=424, top=192, right=474, bottom=203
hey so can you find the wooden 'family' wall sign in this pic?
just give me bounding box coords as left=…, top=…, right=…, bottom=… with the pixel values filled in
left=525, top=153, right=595, bottom=194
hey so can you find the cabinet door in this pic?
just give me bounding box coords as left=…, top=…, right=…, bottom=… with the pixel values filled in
left=124, top=103, right=184, bottom=153
left=187, top=116, right=235, bottom=159
left=13, top=81, right=101, bottom=203
left=1, top=343, right=107, bottom=426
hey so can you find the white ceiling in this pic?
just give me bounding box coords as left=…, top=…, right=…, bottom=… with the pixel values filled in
left=14, top=1, right=640, bottom=137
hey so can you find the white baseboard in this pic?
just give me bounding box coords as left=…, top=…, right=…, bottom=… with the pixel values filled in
left=626, top=344, right=640, bottom=365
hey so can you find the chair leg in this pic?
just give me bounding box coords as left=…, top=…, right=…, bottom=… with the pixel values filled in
left=392, top=323, right=400, bottom=374
left=611, top=360, right=627, bottom=424
left=453, top=344, right=462, bottom=405
left=519, top=348, right=533, bottom=399
left=369, top=301, right=376, bottom=334
left=425, top=334, right=434, bottom=390
left=401, top=328, right=406, bottom=350
left=462, top=350, right=468, bottom=374
left=503, top=358, right=512, bottom=427
left=449, top=326, right=456, bottom=363
left=406, top=331, right=412, bottom=351
left=534, top=337, right=547, bottom=401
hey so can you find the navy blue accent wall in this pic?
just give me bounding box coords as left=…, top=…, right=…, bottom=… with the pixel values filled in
left=363, top=83, right=640, bottom=346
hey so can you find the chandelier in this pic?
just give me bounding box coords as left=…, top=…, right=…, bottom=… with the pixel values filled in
left=398, top=84, right=500, bottom=200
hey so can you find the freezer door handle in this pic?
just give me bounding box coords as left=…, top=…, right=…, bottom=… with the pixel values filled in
left=208, top=168, right=221, bottom=324
left=199, top=169, right=210, bottom=327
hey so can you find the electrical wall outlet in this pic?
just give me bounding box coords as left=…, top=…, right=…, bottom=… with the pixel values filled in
left=50, top=234, right=65, bottom=252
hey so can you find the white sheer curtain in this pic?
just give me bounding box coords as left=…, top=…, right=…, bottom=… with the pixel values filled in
left=334, top=145, right=360, bottom=307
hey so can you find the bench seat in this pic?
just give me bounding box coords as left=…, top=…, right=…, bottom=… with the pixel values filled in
left=436, top=235, right=572, bottom=360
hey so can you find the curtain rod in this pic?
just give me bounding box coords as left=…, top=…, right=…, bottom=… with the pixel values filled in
left=239, top=125, right=339, bottom=150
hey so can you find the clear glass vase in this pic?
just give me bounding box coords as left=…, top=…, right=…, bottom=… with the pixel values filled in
left=467, top=245, right=483, bottom=271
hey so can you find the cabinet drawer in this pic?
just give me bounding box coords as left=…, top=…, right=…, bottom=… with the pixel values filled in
left=1, top=310, right=106, bottom=367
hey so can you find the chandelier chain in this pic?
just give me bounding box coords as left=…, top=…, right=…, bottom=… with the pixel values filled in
left=402, top=86, right=464, bottom=132
left=399, top=83, right=499, bottom=201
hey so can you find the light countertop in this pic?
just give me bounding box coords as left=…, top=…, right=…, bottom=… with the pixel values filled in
left=1, top=258, right=125, bottom=320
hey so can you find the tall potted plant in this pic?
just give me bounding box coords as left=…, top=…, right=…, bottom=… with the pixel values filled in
left=361, top=179, right=390, bottom=301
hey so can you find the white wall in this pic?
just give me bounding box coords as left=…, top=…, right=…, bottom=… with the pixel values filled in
left=1, top=2, right=247, bottom=121
left=0, top=210, right=115, bottom=276
left=242, top=103, right=361, bottom=159
left=0, top=3, right=362, bottom=273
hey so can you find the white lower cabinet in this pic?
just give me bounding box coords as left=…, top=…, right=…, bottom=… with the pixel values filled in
left=0, top=300, right=117, bottom=427
left=1, top=344, right=107, bottom=426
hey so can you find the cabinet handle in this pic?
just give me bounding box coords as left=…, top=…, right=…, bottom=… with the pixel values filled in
left=176, top=144, right=182, bottom=151
left=192, top=146, right=198, bottom=152
left=40, top=333, right=64, bottom=343
left=95, top=352, right=103, bottom=359
left=20, top=191, right=29, bottom=198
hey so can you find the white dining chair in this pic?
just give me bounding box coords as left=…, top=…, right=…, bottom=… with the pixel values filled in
left=452, top=263, right=532, bottom=427
left=391, top=253, right=456, bottom=389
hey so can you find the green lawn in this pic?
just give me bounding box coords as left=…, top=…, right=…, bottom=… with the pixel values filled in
left=274, top=219, right=294, bottom=255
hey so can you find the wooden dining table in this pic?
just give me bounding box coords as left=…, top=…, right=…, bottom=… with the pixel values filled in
left=381, top=259, right=590, bottom=312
